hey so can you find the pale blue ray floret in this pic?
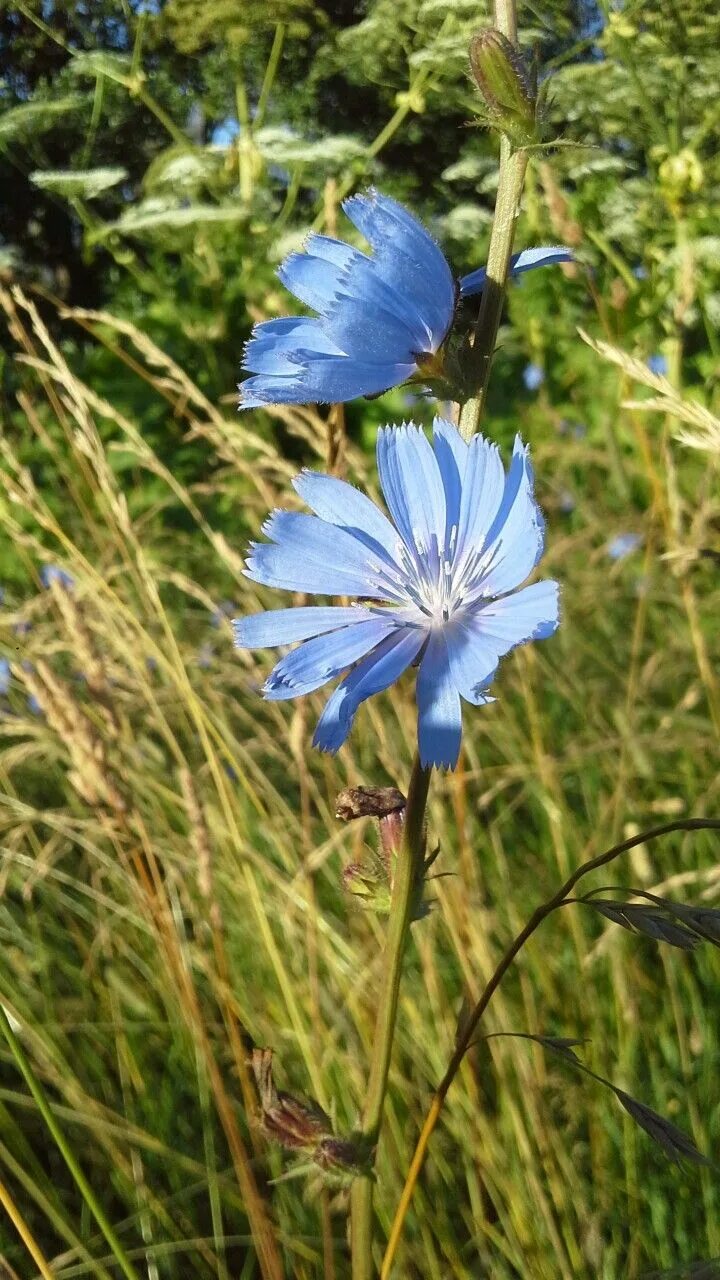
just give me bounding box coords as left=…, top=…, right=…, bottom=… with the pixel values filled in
left=239, top=189, right=572, bottom=408
left=234, top=418, right=559, bottom=769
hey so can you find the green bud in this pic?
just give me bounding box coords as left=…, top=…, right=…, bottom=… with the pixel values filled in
left=469, top=29, right=538, bottom=147
left=343, top=857, right=393, bottom=915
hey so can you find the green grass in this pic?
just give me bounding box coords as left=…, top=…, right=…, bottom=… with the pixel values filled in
left=0, top=282, right=718, bottom=1280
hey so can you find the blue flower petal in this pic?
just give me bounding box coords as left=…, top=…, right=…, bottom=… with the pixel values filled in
left=416, top=631, right=462, bottom=769
left=243, top=318, right=343, bottom=376
left=444, top=619, right=498, bottom=706
left=459, top=245, right=574, bottom=297
left=377, top=424, right=446, bottom=562
left=453, top=435, right=505, bottom=570
left=234, top=605, right=375, bottom=649
left=240, top=355, right=416, bottom=409
left=432, top=416, right=469, bottom=546
left=322, top=263, right=428, bottom=362
left=475, top=580, right=559, bottom=648
left=313, top=627, right=424, bottom=753
left=481, top=437, right=544, bottom=597
left=278, top=236, right=360, bottom=312
left=343, top=190, right=455, bottom=348
left=264, top=617, right=395, bottom=699
left=247, top=511, right=405, bottom=600
left=293, top=470, right=400, bottom=561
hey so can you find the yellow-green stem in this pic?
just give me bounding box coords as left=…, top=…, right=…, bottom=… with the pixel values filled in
left=350, top=756, right=431, bottom=1280
left=458, top=141, right=528, bottom=439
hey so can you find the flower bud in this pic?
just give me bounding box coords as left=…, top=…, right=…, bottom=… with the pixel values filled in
left=343, top=857, right=393, bottom=915
left=251, top=1047, right=332, bottom=1151
left=314, top=1135, right=371, bottom=1185
left=469, top=30, right=538, bottom=147
left=263, top=1092, right=333, bottom=1151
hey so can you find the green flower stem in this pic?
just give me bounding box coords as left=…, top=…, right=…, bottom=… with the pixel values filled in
left=458, top=0, right=527, bottom=440
left=458, top=139, right=528, bottom=440
left=350, top=756, right=432, bottom=1280
left=0, top=1003, right=143, bottom=1280
left=255, top=23, right=287, bottom=129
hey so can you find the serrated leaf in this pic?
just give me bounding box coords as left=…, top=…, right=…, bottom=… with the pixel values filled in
left=254, top=127, right=366, bottom=173
left=0, top=96, right=86, bottom=141
left=69, top=51, right=133, bottom=85
left=614, top=1089, right=711, bottom=1166
left=30, top=168, right=127, bottom=200
left=101, top=199, right=245, bottom=236
left=144, top=149, right=221, bottom=195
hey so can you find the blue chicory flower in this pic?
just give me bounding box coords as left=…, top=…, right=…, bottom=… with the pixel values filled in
left=607, top=532, right=642, bottom=561
left=40, top=564, right=74, bottom=589
left=0, top=657, right=10, bottom=695
left=234, top=418, right=559, bottom=769
left=647, top=354, right=668, bottom=376
left=522, top=362, right=544, bottom=392
left=239, top=189, right=572, bottom=409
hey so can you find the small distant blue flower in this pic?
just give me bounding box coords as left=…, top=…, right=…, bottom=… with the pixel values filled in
left=211, top=600, right=235, bottom=628
left=234, top=418, right=559, bottom=769
left=647, top=354, right=668, bottom=376
left=632, top=264, right=648, bottom=280
left=40, top=564, right=74, bottom=590
left=13, top=620, right=32, bottom=637
left=607, top=532, right=642, bottom=561
left=27, top=693, right=42, bottom=716
left=523, top=363, right=544, bottom=392
left=239, top=189, right=572, bottom=408
left=197, top=642, right=214, bottom=669
left=0, top=657, right=10, bottom=695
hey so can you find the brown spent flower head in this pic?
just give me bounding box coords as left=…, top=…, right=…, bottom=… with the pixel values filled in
left=251, top=1048, right=332, bottom=1151
left=335, top=785, right=406, bottom=821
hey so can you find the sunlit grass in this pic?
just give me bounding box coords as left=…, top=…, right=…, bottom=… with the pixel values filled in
left=0, top=283, right=718, bottom=1279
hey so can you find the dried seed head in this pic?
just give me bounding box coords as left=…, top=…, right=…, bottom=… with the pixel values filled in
left=335, top=785, right=406, bottom=821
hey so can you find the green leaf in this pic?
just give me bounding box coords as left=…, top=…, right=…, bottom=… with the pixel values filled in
left=30, top=168, right=128, bottom=200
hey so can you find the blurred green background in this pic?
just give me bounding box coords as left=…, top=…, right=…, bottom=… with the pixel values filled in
left=0, top=0, right=719, bottom=1277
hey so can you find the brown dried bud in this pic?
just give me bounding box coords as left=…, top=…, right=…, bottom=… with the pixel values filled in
left=251, top=1048, right=332, bottom=1151
left=335, top=785, right=406, bottom=822
left=314, top=1135, right=371, bottom=1183
left=263, top=1093, right=333, bottom=1151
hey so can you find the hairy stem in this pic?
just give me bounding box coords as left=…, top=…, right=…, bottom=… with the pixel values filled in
left=381, top=817, right=720, bottom=1276
left=458, top=141, right=528, bottom=440
left=351, top=756, right=432, bottom=1280
left=458, top=0, right=527, bottom=439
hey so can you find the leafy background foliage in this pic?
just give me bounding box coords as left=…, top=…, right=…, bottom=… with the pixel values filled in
left=0, top=0, right=719, bottom=1277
